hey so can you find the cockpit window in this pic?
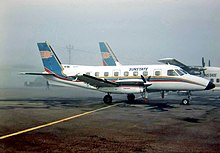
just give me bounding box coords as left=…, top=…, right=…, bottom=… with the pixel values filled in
left=167, top=70, right=178, bottom=76
left=167, top=69, right=188, bottom=76
left=175, top=69, right=187, bottom=76
left=179, top=69, right=188, bottom=74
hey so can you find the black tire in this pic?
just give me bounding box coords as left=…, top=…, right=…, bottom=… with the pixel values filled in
left=127, top=94, right=135, bottom=102
left=103, top=95, right=112, bottom=104
left=182, top=99, right=190, bottom=105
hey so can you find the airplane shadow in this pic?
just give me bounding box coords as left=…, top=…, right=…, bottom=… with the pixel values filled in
left=117, top=99, right=177, bottom=112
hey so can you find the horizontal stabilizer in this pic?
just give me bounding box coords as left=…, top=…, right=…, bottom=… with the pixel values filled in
left=19, top=72, right=54, bottom=76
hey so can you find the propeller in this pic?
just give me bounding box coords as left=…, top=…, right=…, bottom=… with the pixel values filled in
left=141, top=75, right=152, bottom=87
left=140, top=75, right=152, bottom=101
left=141, top=75, right=146, bottom=83
left=208, top=60, right=211, bottom=67
left=147, top=76, right=151, bottom=81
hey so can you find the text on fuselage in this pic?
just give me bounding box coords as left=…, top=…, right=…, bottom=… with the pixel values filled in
left=129, top=67, right=148, bottom=71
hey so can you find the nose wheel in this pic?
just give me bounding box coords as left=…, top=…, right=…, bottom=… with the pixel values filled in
left=103, top=94, right=112, bottom=104
left=181, top=98, right=190, bottom=105
left=181, top=91, right=191, bottom=105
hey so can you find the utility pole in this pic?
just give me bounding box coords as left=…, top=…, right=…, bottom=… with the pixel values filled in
left=66, top=45, right=74, bottom=64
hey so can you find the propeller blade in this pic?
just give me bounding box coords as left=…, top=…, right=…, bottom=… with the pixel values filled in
left=147, top=76, right=151, bottom=81
left=141, top=75, right=146, bottom=83
left=208, top=60, right=211, bottom=67
left=141, top=75, right=152, bottom=87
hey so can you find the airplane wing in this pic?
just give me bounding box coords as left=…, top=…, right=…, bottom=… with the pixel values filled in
left=158, top=58, right=206, bottom=75
left=158, top=58, right=188, bottom=69
left=77, top=74, right=118, bottom=87
left=77, top=74, right=152, bottom=88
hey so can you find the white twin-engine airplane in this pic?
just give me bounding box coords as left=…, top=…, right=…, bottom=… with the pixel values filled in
left=23, top=42, right=215, bottom=105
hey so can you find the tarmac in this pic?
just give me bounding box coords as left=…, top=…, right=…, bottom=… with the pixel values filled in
left=0, top=87, right=219, bottom=153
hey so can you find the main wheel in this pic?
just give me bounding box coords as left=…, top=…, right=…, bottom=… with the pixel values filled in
left=103, top=95, right=112, bottom=104
left=127, top=94, right=135, bottom=102
left=181, top=99, right=190, bottom=105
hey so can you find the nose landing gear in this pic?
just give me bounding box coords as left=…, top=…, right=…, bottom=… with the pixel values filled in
left=181, top=99, right=190, bottom=105
left=181, top=91, right=191, bottom=105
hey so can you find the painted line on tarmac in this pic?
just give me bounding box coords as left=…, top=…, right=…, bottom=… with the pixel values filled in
left=0, top=103, right=120, bottom=140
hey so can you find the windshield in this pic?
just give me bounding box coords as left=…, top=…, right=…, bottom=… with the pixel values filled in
left=167, top=70, right=178, bottom=76
left=167, top=69, right=188, bottom=76
left=179, top=69, right=188, bottom=74
left=175, top=69, right=188, bottom=76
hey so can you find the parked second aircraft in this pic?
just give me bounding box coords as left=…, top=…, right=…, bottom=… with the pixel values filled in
left=22, top=42, right=215, bottom=105
left=158, top=58, right=220, bottom=90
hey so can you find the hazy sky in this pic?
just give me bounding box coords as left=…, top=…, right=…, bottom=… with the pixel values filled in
left=1, top=0, right=220, bottom=87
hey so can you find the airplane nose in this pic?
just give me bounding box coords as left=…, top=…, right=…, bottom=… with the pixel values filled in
left=205, top=81, right=215, bottom=90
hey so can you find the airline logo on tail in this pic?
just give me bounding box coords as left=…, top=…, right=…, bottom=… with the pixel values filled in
left=102, top=52, right=110, bottom=59
left=40, top=51, right=52, bottom=59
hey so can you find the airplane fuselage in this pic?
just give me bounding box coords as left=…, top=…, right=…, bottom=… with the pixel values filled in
left=42, top=64, right=212, bottom=94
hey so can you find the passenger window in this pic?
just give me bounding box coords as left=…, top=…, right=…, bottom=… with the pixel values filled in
left=210, top=78, right=214, bottom=83
left=133, top=71, right=138, bottom=76
left=95, top=72, right=99, bottom=76
left=124, top=71, right=129, bottom=76
left=104, top=72, right=109, bottom=76
left=143, top=71, right=148, bottom=76
left=167, top=70, right=178, bottom=76
left=216, top=79, right=219, bottom=83
left=155, top=71, right=161, bottom=76
left=86, top=72, right=90, bottom=76
left=114, top=72, right=119, bottom=76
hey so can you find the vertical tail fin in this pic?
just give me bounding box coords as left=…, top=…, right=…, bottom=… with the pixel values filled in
left=99, top=42, right=121, bottom=66
left=37, top=42, right=65, bottom=77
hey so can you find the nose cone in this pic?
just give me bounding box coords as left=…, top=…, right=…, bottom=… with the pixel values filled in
left=205, top=81, right=215, bottom=90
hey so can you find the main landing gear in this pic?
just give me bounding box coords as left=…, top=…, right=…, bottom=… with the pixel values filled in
left=103, top=93, right=112, bottom=104
left=127, top=94, right=135, bottom=102
left=103, top=93, right=136, bottom=104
